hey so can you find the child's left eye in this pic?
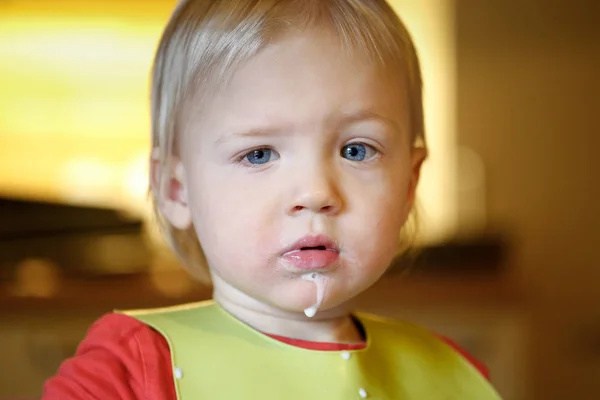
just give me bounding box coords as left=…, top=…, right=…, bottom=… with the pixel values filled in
left=242, top=148, right=280, bottom=165
left=340, top=143, right=379, bottom=162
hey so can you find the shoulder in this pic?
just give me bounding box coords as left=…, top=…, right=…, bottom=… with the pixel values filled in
left=437, top=335, right=490, bottom=379
left=81, top=312, right=164, bottom=350
left=120, top=300, right=220, bottom=336
left=356, top=312, right=489, bottom=380
left=42, top=313, right=175, bottom=400
left=122, top=300, right=216, bottom=323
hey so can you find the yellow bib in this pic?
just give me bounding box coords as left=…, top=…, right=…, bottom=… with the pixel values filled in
left=121, top=301, right=501, bottom=399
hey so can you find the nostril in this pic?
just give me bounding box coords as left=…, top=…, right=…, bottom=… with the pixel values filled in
left=290, top=202, right=338, bottom=214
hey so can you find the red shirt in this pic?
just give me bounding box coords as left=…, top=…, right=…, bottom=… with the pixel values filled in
left=43, top=313, right=488, bottom=399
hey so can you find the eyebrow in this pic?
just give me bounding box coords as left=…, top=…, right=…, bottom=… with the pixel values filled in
left=214, top=109, right=399, bottom=145
left=214, top=126, right=285, bottom=145
left=332, top=109, right=400, bottom=132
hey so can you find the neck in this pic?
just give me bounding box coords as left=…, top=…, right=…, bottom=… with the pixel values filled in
left=211, top=276, right=364, bottom=344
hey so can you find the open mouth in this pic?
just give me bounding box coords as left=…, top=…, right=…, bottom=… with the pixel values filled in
left=282, top=235, right=339, bottom=254
left=281, top=236, right=340, bottom=270
left=300, top=245, right=327, bottom=251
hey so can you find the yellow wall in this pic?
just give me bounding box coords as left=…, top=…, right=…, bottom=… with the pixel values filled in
left=387, top=0, right=458, bottom=244
left=0, top=1, right=175, bottom=212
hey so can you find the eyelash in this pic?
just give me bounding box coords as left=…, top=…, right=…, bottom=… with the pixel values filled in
left=235, top=147, right=279, bottom=167
left=341, top=142, right=380, bottom=162
left=235, top=142, right=381, bottom=167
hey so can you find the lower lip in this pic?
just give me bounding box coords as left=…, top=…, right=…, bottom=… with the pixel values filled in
left=281, top=249, right=339, bottom=270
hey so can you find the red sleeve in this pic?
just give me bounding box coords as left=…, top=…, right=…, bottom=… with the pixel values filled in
left=42, top=313, right=176, bottom=400
left=438, top=335, right=490, bottom=380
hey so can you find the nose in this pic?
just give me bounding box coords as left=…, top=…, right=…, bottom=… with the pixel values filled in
left=287, top=165, right=342, bottom=216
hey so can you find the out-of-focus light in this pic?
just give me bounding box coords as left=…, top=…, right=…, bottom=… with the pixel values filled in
left=122, top=152, right=152, bottom=216
left=11, top=258, right=60, bottom=298
left=389, top=0, right=458, bottom=244
left=60, top=158, right=118, bottom=205
left=0, top=1, right=168, bottom=210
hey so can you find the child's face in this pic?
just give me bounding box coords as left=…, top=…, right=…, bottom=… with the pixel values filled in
left=178, top=30, right=424, bottom=315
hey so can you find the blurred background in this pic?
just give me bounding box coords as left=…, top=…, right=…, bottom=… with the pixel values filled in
left=0, top=0, right=598, bottom=398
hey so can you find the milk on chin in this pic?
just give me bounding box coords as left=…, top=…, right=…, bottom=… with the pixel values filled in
left=301, top=272, right=327, bottom=318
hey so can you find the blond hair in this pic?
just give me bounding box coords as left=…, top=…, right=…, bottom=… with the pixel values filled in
left=151, top=0, right=425, bottom=281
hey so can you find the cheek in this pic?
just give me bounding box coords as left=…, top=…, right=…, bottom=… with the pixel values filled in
left=365, top=195, right=409, bottom=252
left=348, top=167, right=412, bottom=258
left=186, top=170, right=280, bottom=262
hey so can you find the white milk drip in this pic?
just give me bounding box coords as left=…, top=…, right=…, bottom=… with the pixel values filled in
left=301, top=272, right=327, bottom=318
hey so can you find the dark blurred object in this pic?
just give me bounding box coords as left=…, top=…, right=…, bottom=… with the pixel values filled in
left=0, top=198, right=149, bottom=281
left=391, top=234, right=508, bottom=276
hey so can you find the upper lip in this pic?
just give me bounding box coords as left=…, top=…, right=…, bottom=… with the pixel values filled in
left=281, top=235, right=339, bottom=255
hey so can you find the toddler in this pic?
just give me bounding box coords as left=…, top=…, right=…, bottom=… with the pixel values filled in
left=44, top=0, right=501, bottom=398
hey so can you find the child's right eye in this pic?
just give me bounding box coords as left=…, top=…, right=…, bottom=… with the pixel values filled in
left=241, top=148, right=280, bottom=166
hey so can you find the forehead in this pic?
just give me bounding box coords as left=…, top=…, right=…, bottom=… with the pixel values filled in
left=183, top=30, right=408, bottom=141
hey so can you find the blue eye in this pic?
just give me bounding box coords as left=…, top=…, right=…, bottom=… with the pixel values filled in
left=243, top=148, right=276, bottom=165
left=341, top=143, right=376, bottom=161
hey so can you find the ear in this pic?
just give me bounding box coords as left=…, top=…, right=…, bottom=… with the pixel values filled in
left=150, top=148, right=192, bottom=230
left=406, top=146, right=427, bottom=205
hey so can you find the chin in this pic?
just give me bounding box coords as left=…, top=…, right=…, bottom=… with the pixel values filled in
left=287, top=287, right=354, bottom=314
